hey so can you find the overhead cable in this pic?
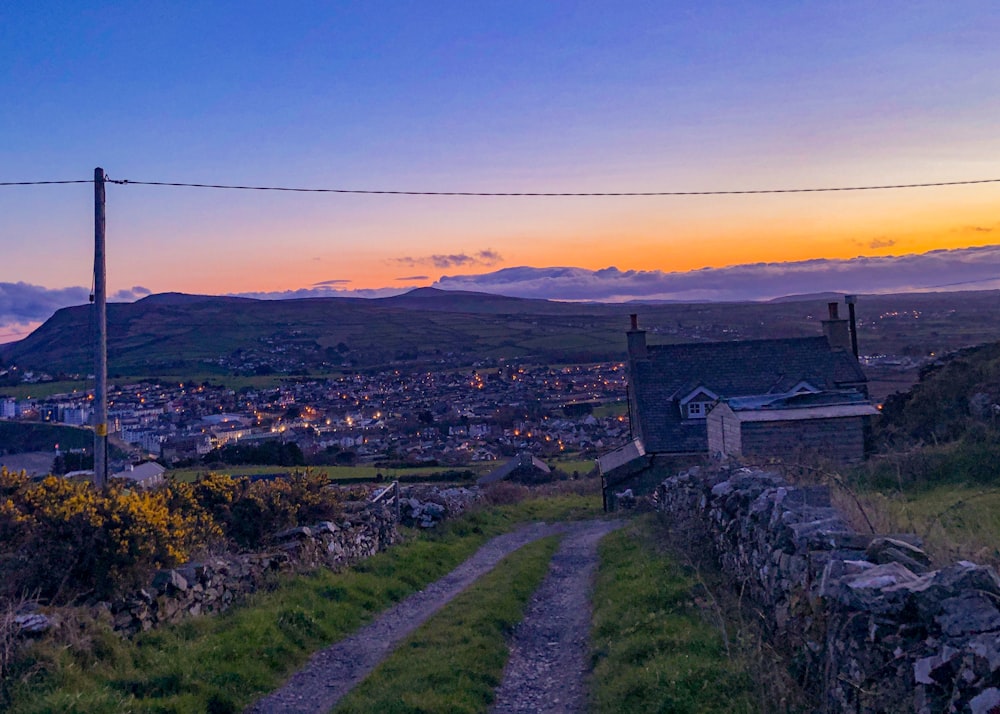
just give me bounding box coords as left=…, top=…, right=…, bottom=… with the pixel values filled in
left=3, top=176, right=1000, bottom=196
left=107, top=177, right=1000, bottom=196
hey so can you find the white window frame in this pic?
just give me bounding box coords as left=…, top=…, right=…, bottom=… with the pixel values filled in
left=686, top=401, right=707, bottom=419
left=679, top=386, right=718, bottom=420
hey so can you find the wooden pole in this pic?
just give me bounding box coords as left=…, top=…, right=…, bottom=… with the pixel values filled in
left=94, top=167, right=108, bottom=488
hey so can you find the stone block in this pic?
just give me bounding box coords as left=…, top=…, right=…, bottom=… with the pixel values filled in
left=867, top=537, right=932, bottom=574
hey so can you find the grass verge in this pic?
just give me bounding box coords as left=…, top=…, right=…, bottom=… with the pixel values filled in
left=591, top=515, right=758, bottom=714
left=834, top=483, right=1000, bottom=567
left=2, top=493, right=599, bottom=713
left=333, top=536, right=560, bottom=714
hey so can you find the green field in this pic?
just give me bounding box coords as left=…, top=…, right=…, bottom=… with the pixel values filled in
left=592, top=401, right=628, bottom=418
left=167, top=463, right=491, bottom=484
left=0, top=421, right=92, bottom=453
left=0, top=381, right=91, bottom=400
left=168, top=458, right=596, bottom=485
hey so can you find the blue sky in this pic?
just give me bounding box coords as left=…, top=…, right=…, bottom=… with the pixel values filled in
left=2, top=2, right=999, bottom=338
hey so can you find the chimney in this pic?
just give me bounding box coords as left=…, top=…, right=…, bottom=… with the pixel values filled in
left=821, top=302, right=851, bottom=351
left=627, top=313, right=648, bottom=360
left=845, top=295, right=859, bottom=358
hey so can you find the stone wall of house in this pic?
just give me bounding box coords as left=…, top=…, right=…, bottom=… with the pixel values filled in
left=655, top=466, right=1000, bottom=713
left=102, top=501, right=399, bottom=635
left=739, top=416, right=867, bottom=465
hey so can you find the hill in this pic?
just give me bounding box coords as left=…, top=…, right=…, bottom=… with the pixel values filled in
left=3, top=288, right=1000, bottom=378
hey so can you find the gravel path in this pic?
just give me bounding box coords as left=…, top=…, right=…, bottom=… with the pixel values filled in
left=491, top=519, right=624, bottom=714
left=246, top=521, right=575, bottom=714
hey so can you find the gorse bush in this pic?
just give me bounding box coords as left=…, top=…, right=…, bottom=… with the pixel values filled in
left=0, top=469, right=209, bottom=602
left=0, top=468, right=346, bottom=603
left=225, top=471, right=346, bottom=549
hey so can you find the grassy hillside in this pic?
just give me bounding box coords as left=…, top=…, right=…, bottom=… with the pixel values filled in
left=4, top=288, right=1000, bottom=377
left=876, top=341, right=1000, bottom=445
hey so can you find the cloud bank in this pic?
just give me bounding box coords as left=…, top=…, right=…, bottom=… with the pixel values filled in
left=0, top=283, right=150, bottom=326
left=5, top=245, right=1000, bottom=343
left=432, top=245, right=1000, bottom=302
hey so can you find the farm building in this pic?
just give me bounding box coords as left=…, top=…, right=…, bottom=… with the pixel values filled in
left=707, top=390, right=878, bottom=465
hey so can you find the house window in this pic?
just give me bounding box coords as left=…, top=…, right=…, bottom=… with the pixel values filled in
left=687, top=401, right=707, bottom=419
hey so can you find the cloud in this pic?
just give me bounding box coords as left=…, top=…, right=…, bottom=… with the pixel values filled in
left=432, top=245, right=1000, bottom=302
left=312, top=279, right=352, bottom=286
left=396, top=275, right=429, bottom=281
left=953, top=223, right=1000, bottom=234
left=391, top=249, right=503, bottom=269
left=868, top=238, right=896, bottom=249
left=476, top=249, right=503, bottom=264
left=231, top=286, right=407, bottom=300
left=0, top=283, right=157, bottom=342
left=0, top=282, right=90, bottom=326
left=111, top=285, right=152, bottom=301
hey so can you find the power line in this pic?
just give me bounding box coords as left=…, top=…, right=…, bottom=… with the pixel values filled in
left=921, top=275, right=1000, bottom=289
left=108, top=177, right=1000, bottom=196
left=0, top=180, right=92, bottom=186
left=3, top=176, right=1000, bottom=195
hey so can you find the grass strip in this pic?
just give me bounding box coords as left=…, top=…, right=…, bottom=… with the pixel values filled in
left=847, top=484, right=1000, bottom=566
left=3, top=493, right=598, bottom=713
left=333, top=536, right=560, bottom=714
left=590, top=515, right=757, bottom=714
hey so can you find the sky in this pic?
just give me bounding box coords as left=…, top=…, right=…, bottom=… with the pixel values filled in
left=2, top=2, right=1000, bottom=340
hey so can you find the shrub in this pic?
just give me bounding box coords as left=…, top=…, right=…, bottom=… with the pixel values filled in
left=4, top=477, right=212, bottom=601
left=225, top=472, right=345, bottom=549
left=0, top=470, right=347, bottom=604
left=0, top=472, right=219, bottom=603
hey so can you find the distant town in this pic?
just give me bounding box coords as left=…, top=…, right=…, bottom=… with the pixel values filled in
left=0, top=360, right=631, bottom=472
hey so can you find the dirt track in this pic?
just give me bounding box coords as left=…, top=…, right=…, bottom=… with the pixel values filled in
left=491, top=520, right=624, bottom=713
left=246, top=520, right=621, bottom=713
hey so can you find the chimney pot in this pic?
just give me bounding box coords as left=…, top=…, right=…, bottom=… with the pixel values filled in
left=627, top=314, right=648, bottom=360
left=822, top=303, right=851, bottom=351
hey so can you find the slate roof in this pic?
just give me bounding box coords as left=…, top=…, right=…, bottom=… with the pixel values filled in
left=477, top=452, right=551, bottom=485
left=630, top=336, right=867, bottom=453
left=111, top=461, right=166, bottom=487
left=597, top=438, right=645, bottom=474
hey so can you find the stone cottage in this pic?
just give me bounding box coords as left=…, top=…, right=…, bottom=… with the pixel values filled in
left=599, top=302, right=873, bottom=505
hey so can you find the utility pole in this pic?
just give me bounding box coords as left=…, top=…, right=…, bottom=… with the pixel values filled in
left=94, top=167, right=108, bottom=488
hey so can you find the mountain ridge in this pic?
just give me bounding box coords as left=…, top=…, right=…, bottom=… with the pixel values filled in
left=4, top=288, right=1000, bottom=377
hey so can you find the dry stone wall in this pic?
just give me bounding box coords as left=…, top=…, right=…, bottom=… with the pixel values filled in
left=102, top=502, right=399, bottom=635
left=398, top=485, right=480, bottom=528
left=656, top=466, right=1000, bottom=713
